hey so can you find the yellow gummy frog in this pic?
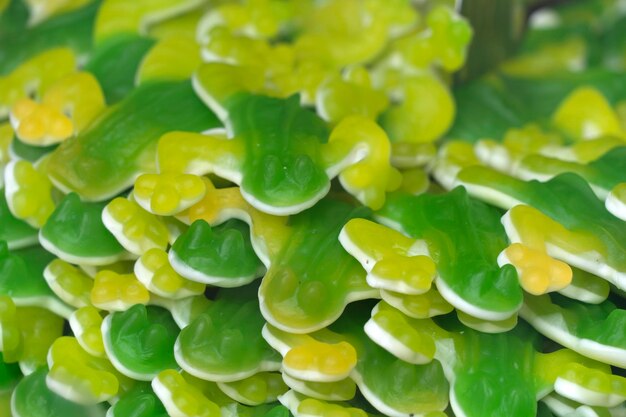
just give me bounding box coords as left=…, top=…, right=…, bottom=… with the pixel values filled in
left=91, top=270, right=150, bottom=311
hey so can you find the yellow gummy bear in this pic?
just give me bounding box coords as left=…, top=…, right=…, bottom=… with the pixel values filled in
left=103, top=197, right=170, bottom=255
left=135, top=248, right=205, bottom=299
left=134, top=173, right=207, bottom=216
left=69, top=306, right=106, bottom=357
left=47, top=336, right=121, bottom=404
left=44, top=259, right=94, bottom=308
left=0, top=48, right=76, bottom=118
left=325, top=116, right=402, bottom=210
left=500, top=242, right=572, bottom=295
left=340, top=218, right=436, bottom=294
left=4, top=159, right=56, bottom=228
left=552, top=87, right=625, bottom=141
left=152, top=369, right=221, bottom=417
left=91, top=270, right=150, bottom=311
left=283, top=340, right=357, bottom=382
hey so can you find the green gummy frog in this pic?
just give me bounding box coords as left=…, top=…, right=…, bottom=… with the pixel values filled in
left=169, top=219, right=264, bottom=287
left=175, top=283, right=282, bottom=382
left=146, top=90, right=400, bottom=216
left=177, top=181, right=378, bottom=333
left=0, top=189, right=38, bottom=249
left=0, top=242, right=71, bottom=317
left=371, top=187, right=523, bottom=322
left=45, top=81, right=219, bottom=201
left=11, top=368, right=107, bottom=417
left=457, top=168, right=626, bottom=291
left=39, top=193, right=127, bottom=266
left=102, top=304, right=180, bottom=381
left=263, top=301, right=449, bottom=417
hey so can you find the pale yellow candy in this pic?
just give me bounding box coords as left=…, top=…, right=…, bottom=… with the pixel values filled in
left=134, top=173, right=206, bottom=216
left=298, top=397, right=368, bottom=417
left=218, top=372, right=287, bottom=406
left=135, top=248, right=205, bottom=299
left=0, top=48, right=76, bottom=118
left=152, top=369, right=221, bottom=417
left=91, top=270, right=150, bottom=311
left=47, top=336, right=122, bottom=404
left=398, top=168, right=430, bottom=195
left=552, top=87, right=624, bottom=140
left=44, top=259, right=94, bottom=308
left=284, top=340, right=357, bottom=382
left=69, top=306, right=106, bottom=357
left=456, top=310, right=518, bottom=333
left=380, top=288, right=453, bottom=319
left=12, top=98, right=74, bottom=145
left=500, top=38, right=586, bottom=77
left=103, top=197, right=170, bottom=255
left=5, top=159, right=56, bottom=228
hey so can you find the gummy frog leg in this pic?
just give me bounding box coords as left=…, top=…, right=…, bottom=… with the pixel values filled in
left=151, top=369, right=221, bottom=417
left=0, top=296, right=65, bottom=371
left=45, top=80, right=219, bottom=201
left=10, top=72, right=106, bottom=146
left=46, top=336, right=132, bottom=405
left=541, top=393, right=622, bottom=417
left=168, top=219, right=265, bottom=288
left=264, top=302, right=450, bottom=417
left=513, top=146, right=626, bottom=201
left=91, top=270, right=150, bottom=311
left=4, top=158, right=57, bottom=229
left=278, top=390, right=369, bottom=417
left=217, top=372, right=287, bottom=406
left=175, top=284, right=282, bottom=382
left=375, top=188, right=523, bottom=322
left=106, top=383, right=169, bottom=417
left=69, top=306, right=106, bottom=358
left=102, top=304, right=180, bottom=381
left=430, top=142, right=481, bottom=191
left=339, top=218, right=436, bottom=295
left=280, top=373, right=357, bottom=402
left=102, top=197, right=170, bottom=257
left=457, top=167, right=626, bottom=291
left=520, top=293, right=626, bottom=368
left=258, top=199, right=380, bottom=333
left=11, top=368, right=107, bottom=417
left=379, top=289, right=453, bottom=319
left=39, top=193, right=130, bottom=266
left=134, top=248, right=206, bottom=299
left=44, top=258, right=94, bottom=308
left=160, top=294, right=211, bottom=328
left=0, top=243, right=73, bottom=318
left=557, top=267, right=609, bottom=305
left=0, top=186, right=38, bottom=249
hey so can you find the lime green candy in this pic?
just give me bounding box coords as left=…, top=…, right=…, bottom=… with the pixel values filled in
left=43, top=258, right=94, bottom=309
left=175, top=284, right=281, bottom=382
left=0, top=242, right=71, bottom=317
left=521, top=293, right=626, bottom=368
left=11, top=368, right=107, bottom=417
left=218, top=372, right=288, bottom=406
left=103, top=304, right=180, bottom=380
left=45, top=81, right=219, bottom=201
left=39, top=193, right=127, bottom=266
left=375, top=187, right=522, bottom=323
left=169, top=219, right=264, bottom=287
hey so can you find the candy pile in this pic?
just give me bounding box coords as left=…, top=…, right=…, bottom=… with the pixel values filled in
left=0, top=0, right=625, bottom=416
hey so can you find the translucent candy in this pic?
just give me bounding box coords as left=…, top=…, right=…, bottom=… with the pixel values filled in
left=91, top=270, right=150, bottom=311
left=4, top=159, right=56, bottom=228
left=135, top=248, right=205, bottom=299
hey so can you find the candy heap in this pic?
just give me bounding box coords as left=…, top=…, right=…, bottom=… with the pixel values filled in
left=0, top=0, right=624, bottom=416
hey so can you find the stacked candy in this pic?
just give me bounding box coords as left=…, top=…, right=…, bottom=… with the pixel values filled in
left=0, top=0, right=624, bottom=416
